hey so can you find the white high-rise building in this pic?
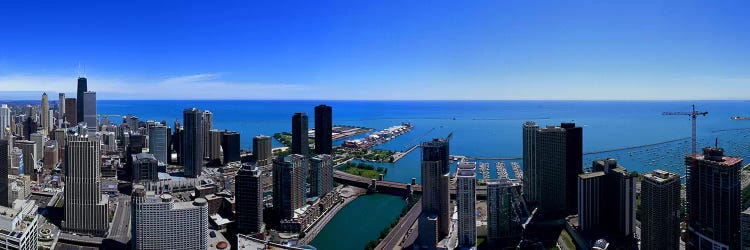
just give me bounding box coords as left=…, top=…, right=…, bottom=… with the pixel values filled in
left=0, top=199, right=40, bottom=250
left=131, top=185, right=209, bottom=250
left=148, top=124, right=168, bottom=164
left=0, top=104, right=11, bottom=140
left=456, top=162, right=477, bottom=248
left=29, top=133, right=45, bottom=162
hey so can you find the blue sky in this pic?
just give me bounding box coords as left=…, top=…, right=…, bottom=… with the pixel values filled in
left=0, top=0, right=748, bottom=100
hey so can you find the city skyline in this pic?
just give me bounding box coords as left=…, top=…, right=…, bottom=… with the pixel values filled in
left=1, top=1, right=750, bottom=100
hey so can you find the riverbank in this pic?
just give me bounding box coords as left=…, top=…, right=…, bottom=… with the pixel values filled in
left=297, top=186, right=366, bottom=246
left=310, top=194, right=407, bottom=250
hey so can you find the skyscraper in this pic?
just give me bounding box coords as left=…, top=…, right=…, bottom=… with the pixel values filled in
left=314, top=105, right=332, bottom=155
left=132, top=153, right=159, bottom=183
left=201, top=110, right=213, bottom=159
left=208, top=129, right=222, bottom=163
left=221, top=130, right=240, bottom=164
left=486, top=179, right=524, bottom=247
left=82, top=92, right=97, bottom=134
left=641, top=169, right=680, bottom=250
left=64, top=98, right=76, bottom=127
left=183, top=108, right=203, bottom=178
left=30, top=133, right=45, bottom=162
left=0, top=139, right=9, bottom=207
left=577, top=159, right=635, bottom=240
left=0, top=104, right=10, bottom=140
left=522, top=121, right=539, bottom=205
left=148, top=124, right=168, bottom=164
left=131, top=185, right=208, bottom=250
left=41, top=93, right=49, bottom=134
left=76, top=77, right=87, bottom=123
left=58, top=93, right=65, bottom=128
left=236, top=163, right=264, bottom=235
left=291, top=113, right=309, bottom=156
left=15, top=140, right=36, bottom=175
left=272, top=155, right=306, bottom=220
left=457, top=162, right=477, bottom=248
left=309, top=154, right=333, bottom=198
left=417, top=138, right=450, bottom=247
left=534, top=122, right=582, bottom=216
left=253, top=135, right=272, bottom=167
left=63, top=126, right=108, bottom=235
left=686, top=147, right=742, bottom=250
left=742, top=208, right=750, bottom=250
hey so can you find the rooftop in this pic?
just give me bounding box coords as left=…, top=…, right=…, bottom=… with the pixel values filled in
left=579, top=171, right=606, bottom=179
left=644, top=169, right=679, bottom=184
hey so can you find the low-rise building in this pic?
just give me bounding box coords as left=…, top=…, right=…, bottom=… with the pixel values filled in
left=0, top=199, right=40, bottom=250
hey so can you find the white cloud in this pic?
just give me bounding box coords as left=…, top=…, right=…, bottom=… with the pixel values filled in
left=0, top=73, right=312, bottom=100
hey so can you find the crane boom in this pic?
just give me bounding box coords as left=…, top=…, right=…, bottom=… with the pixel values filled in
left=662, top=104, right=707, bottom=246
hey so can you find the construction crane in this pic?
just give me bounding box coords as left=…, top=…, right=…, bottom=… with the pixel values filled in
left=662, top=105, right=708, bottom=161
left=662, top=104, right=707, bottom=245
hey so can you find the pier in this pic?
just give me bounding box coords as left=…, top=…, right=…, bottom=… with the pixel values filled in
left=391, top=144, right=420, bottom=163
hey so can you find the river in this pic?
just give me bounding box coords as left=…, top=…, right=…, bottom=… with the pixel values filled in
left=309, top=193, right=406, bottom=250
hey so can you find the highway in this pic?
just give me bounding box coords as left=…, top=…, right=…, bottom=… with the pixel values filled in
left=107, top=196, right=131, bottom=245
left=376, top=199, right=422, bottom=250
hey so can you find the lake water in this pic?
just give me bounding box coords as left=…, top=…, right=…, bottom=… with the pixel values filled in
left=99, top=100, right=750, bottom=182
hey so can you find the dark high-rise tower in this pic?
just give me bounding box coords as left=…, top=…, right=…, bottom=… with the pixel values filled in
left=272, top=155, right=305, bottom=220
left=522, top=121, right=539, bottom=205
left=314, top=105, right=332, bottom=155
left=532, top=122, right=582, bottom=217
left=221, top=131, right=240, bottom=164
left=183, top=108, right=203, bottom=177
left=417, top=138, right=451, bottom=247
left=0, top=139, right=9, bottom=207
left=236, top=163, right=264, bottom=235
left=76, top=77, right=87, bottom=123
left=291, top=113, right=309, bottom=156
left=641, top=170, right=681, bottom=250
left=686, top=147, right=742, bottom=250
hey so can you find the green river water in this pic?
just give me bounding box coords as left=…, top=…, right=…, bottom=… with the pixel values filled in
left=309, top=194, right=406, bottom=250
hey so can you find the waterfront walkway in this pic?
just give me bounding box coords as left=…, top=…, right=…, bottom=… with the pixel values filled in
left=296, top=187, right=366, bottom=246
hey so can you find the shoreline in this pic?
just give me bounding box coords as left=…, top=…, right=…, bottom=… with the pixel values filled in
left=296, top=186, right=366, bottom=246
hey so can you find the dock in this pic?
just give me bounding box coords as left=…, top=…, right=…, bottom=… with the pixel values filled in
left=391, top=144, right=420, bottom=163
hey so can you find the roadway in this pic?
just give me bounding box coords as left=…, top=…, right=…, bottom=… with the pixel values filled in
left=376, top=199, right=422, bottom=250
left=107, top=196, right=131, bottom=244
left=333, top=170, right=488, bottom=199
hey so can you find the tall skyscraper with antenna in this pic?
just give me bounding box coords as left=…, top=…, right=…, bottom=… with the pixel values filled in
left=76, top=77, right=87, bottom=124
